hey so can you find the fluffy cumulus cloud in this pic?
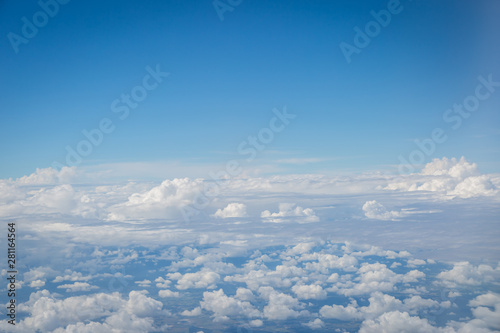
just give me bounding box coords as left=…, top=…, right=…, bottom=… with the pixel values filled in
left=167, top=269, right=220, bottom=290
left=158, top=289, right=180, bottom=298
left=362, top=200, right=407, bottom=220
left=180, top=307, right=202, bottom=316
left=213, top=202, right=247, bottom=218
left=327, top=262, right=425, bottom=296
left=56, top=282, right=98, bottom=292
left=437, top=261, right=500, bottom=287
left=463, top=293, right=500, bottom=332
left=30, top=280, right=46, bottom=288
left=358, top=311, right=451, bottom=333
left=0, top=290, right=165, bottom=333
left=303, top=318, right=325, bottom=330
left=386, top=157, right=498, bottom=199
left=261, top=203, right=319, bottom=223
left=107, top=178, right=204, bottom=220
left=0, top=183, right=95, bottom=218
left=292, top=283, right=327, bottom=300
left=200, top=289, right=261, bottom=322
left=320, top=291, right=448, bottom=321
left=16, top=167, right=78, bottom=185
left=260, top=287, right=307, bottom=320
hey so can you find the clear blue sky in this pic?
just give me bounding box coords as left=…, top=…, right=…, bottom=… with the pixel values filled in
left=1, top=0, right=499, bottom=178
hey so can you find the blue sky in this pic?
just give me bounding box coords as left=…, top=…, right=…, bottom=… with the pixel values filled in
left=1, top=0, right=499, bottom=178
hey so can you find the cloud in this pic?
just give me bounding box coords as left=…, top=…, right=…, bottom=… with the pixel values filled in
left=30, top=280, right=46, bottom=288
left=303, top=318, right=325, bottom=330
left=260, top=287, right=307, bottom=320
left=249, top=319, right=264, bottom=327
left=6, top=290, right=164, bottom=333
left=292, top=283, right=327, bottom=300
left=200, top=289, right=261, bottom=322
left=181, top=307, right=202, bottom=316
left=407, top=259, right=427, bottom=268
left=300, top=253, right=358, bottom=273
left=155, top=277, right=171, bottom=289
left=158, top=289, right=180, bottom=298
left=449, top=175, right=498, bottom=199
left=386, top=157, right=498, bottom=199
left=53, top=270, right=92, bottom=283
left=235, top=288, right=255, bottom=302
left=261, top=203, right=319, bottom=223
left=56, top=282, right=99, bottom=292
left=167, top=269, right=220, bottom=290
left=328, top=262, right=425, bottom=296
left=437, top=262, right=500, bottom=287
left=358, top=311, right=448, bottom=333
left=224, top=262, right=307, bottom=290
left=342, top=242, right=411, bottom=259
left=107, top=178, right=204, bottom=220
left=320, top=291, right=447, bottom=322
left=467, top=293, right=500, bottom=331
left=24, top=266, right=58, bottom=284
left=362, top=200, right=406, bottom=220
left=16, top=167, right=78, bottom=185
left=213, top=203, right=247, bottom=218
left=135, top=280, right=151, bottom=287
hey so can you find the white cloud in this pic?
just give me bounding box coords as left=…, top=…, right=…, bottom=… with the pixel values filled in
left=329, top=262, right=425, bottom=296
left=200, top=289, right=261, bottom=322
left=342, top=243, right=411, bottom=259
left=135, top=280, right=151, bottom=287
left=9, top=290, right=164, bottom=333
left=56, top=282, right=99, bottom=292
left=261, top=203, right=319, bottom=223
left=224, top=262, right=306, bottom=290
left=303, top=318, right=325, bottom=330
left=386, top=157, right=498, bottom=199
left=53, top=270, right=92, bottom=283
left=260, top=288, right=306, bottom=320
left=125, top=290, right=164, bottom=317
left=466, top=293, right=500, bottom=331
left=16, top=167, right=77, bottom=185
left=437, top=262, right=500, bottom=287
left=359, top=311, right=450, bottom=333
left=24, top=266, right=57, bottom=283
left=158, top=289, right=180, bottom=298
left=249, top=319, right=264, bottom=327
left=30, top=280, right=46, bottom=288
left=407, top=259, right=427, bottom=268
left=320, top=299, right=361, bottom=320
left=285, top=242, right=316, bottom=256
left=213, top=203, right=247, bottom=218
left=292, top=283, right=327, bottom=300
left=154, top=277, right=171, bottom=289
left=362, top=200, right=406, bottom=220
left=235, top=288, right=255, bottom=301
left=320, top=291, right=446, bottom=322
left=449, top=175, right=498, bottom=199
left=181, top=307, right=202, bottom=316
left=168, top=269, right=220, bottom=290
left=107, top=178, right=204, bottom=220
